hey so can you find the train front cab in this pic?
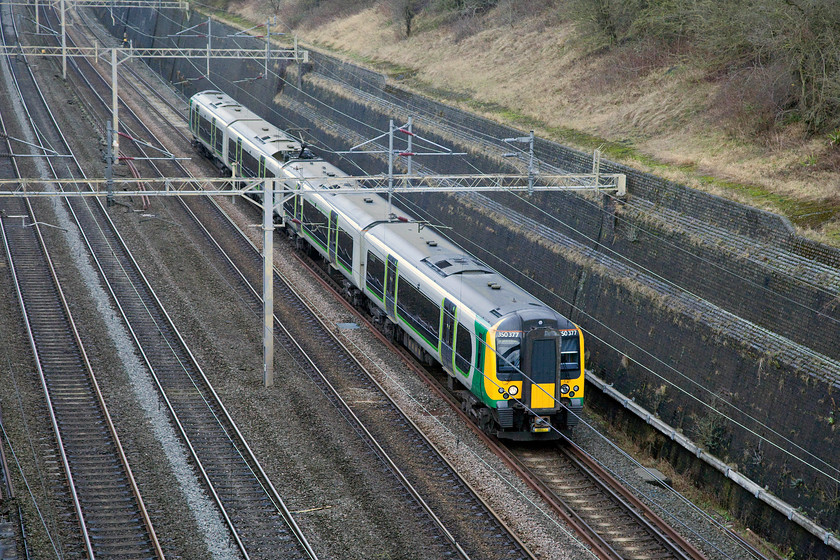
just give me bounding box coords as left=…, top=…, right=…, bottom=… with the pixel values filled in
left=486, top=313, right=584, bottom=440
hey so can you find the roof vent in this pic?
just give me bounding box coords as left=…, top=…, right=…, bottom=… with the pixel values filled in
left=489, top=282, right=501, bottom=290
left=364, top=197, right=374, bottom=203
left=426, top=240, right=438, bottom=247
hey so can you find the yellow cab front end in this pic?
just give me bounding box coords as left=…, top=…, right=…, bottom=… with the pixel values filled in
left=483, top=310, right=584, bottom=440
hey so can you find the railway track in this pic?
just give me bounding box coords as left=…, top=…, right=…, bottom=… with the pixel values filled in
left=0, top=7, right=163, bottom=558
left=55, top=8, right=549, bottom=559
left=12, top=4, right=540, bottom=558
left=0, top=201, right=161, bottom=559
left=509, top=440, right=704, bottom=560
left=7, top=4, right=318, bottom=559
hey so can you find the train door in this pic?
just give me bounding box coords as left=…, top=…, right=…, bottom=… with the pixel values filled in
left=189, top=102, right=198, bottom=135
left=441, top=299, right=457, bottom=372
left=521, top=328, right=559, bottom=413
left=233, top=138, right=242, bottom=175
left=210, top=118, right=217, bottom=154
left=328, top=211, right=338, bottom=266
left=385, top=255, right=398, bottom=318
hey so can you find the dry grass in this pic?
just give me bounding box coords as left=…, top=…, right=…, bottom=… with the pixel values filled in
left=228, top=1, right=840, bottom=244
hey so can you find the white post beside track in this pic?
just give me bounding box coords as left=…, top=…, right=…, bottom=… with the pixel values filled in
left=60, top=0, right=66, bottom=79
left=263, top=179, right=274, bottom=387
left=206, top=17, right=211, bottom=80
left=387, top=119, right=394, bottom=217
left=111, top=48, right=119, bottom=155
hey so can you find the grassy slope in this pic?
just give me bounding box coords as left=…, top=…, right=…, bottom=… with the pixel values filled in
left=232, top=2, right=840, bottom=245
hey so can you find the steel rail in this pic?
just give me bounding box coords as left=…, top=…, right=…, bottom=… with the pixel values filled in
left=560, top=439, right=706, bottom=560
left=90, top=26, right=535, bottom=552
left=0, top=410, right=13, bottom=503
left=34, top=4, right=319, bottom=557
left=103, top=31, right=520, bottom=558
left=1, top=3, right=165, bottom=557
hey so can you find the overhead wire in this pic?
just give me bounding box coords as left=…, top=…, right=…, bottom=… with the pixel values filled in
left=395, top=192, right=840, bottom=483
left=106, top=6, right=840, bottom=320
left=155, top=2, right=840, bottom=484
left=176, top=55, right=771, bottom=560
left=87, top=5, right=838, bottom=553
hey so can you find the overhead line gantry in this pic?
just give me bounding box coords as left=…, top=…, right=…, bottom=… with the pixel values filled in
left=0, top=170, right=625, bottom=388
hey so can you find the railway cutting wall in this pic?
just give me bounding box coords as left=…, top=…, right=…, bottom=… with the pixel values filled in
left=95, top=7, right=840, bottom=557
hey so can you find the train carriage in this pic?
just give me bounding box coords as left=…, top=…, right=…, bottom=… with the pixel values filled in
left=190, top=91, right=585, bottom=440
left=189, top=91, right=257, bottom=165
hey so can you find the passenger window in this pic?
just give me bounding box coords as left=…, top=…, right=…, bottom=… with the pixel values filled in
left=366, top=251, right=385, bottom=299
left=241, top=149, right=258, bottom=176
left=302, top=200, right=327, bottom=247
left=213, top=120, right=224, bottom=153
left=396, top=279, right=440, bottom=347
left=337, top=228, right=353, bottom=270
left=199, top=115, right=212, bottom=142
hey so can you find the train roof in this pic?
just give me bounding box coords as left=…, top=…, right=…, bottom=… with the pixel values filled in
left=284, top=159, right=391, bottom=229
left=191, top=90, right=261, bottom=127
left=282, top=144, right=573, bottom=329
left=369, top=216, right=569, bottom=327
left=230, top=119, right=302, bottom=158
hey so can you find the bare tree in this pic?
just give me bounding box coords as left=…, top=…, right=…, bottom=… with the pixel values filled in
left=390, top=0, right=429, bottom=38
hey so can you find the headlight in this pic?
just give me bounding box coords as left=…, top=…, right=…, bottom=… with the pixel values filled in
left=573, top=385, right=579, bottom=392
left=508, top=385, right=518, bottom=396
left=560, top=384, right=570, bottom=394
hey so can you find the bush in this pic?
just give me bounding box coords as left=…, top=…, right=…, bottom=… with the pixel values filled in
left=711, top=62, right=797, bottom=136
left=432, top=0, right=498, bottom=17
left=566, top=0, right=840, bottom=134
left=276, top=0, right=375, bottom=29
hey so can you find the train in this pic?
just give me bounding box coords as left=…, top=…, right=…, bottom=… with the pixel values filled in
left=188, top=90, right=585, bottom=440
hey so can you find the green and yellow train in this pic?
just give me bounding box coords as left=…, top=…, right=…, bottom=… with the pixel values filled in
left=190, top=90, right=585, bottom=440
